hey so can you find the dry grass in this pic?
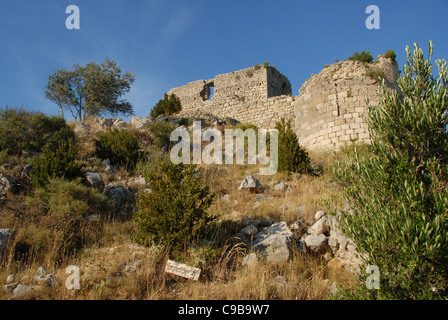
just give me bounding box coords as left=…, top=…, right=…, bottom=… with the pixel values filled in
left=1, top=130, right=357, bottom=300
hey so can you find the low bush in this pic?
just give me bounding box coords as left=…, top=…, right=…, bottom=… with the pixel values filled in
left=23, top=178, right=111, bottom=260
left=384, top=49, right=396, bottom=61
left=146, top=122, right=177, bottom=151
left=348, top=51, right=373, bottom=63
left=30, top=127, right=83, bottom=188
left=365, top=66, right=384, bottom=81
left=0, top=106, right=67, bottom=155
left=95, top=129, right=143, bottom=170
left=134, top=161, right=215, bottom=254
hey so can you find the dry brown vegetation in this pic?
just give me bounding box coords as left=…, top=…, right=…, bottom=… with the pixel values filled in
left=0, top=121, right=356, bottom=301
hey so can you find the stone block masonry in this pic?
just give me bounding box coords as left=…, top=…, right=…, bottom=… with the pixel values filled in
left=168, top=66, right=295, bottom=129
left=167, top=56, right=400, bottom=150
left=294, top=57, right=399, bottom=150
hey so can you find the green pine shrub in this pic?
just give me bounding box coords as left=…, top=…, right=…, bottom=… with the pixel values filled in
left=275, top=118, right=310, bottom=174
left=95, top=128, right=143, bottom=170
left=333, top=41, right=448, bottom=299
left=150, top=93, right=182, bottom=118
left=30, top=127, right=83, bottom=188
left=134, top=161, right=215, bottom=254
left=348, top=51, right=373, bottom=63
left=384, top=49, right=397, bottom=61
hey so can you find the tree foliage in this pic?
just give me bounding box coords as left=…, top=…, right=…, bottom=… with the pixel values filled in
left=0, top=106, right=67, bottom=155
left=275, top=118, right=310, bottom=173
left=30, top=127, right=83, bottom=188
left=333, top=41, right=448, bottom=299
left=348, top=50, right=373, bottom=63
left=45, top=59, right=135, bottom=122
left=150, top=93, right=182, bottom=118
left=95, top=129, right=143, bottom=170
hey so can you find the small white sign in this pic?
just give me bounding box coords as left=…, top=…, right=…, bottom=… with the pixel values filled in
left=165, top=260, right=201, bottom=281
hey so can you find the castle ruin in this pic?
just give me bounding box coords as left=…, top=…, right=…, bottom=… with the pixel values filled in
left=168, top=57, right=400, bottom=150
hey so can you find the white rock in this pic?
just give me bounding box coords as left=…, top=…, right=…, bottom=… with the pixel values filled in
left=314, top=210, right=326, bottom=220
left=274, top=182, right=287, bottom=191
left=6, top=274, right=15, bottom=284
left=11, top=284, right=40, bottom=299
left=304, top=234, right=328, bottom=252
left=238, top=174, right=263, bottom=193
left=242, top=225, right=258, bottom=236
left=308, top=216, right=330, bottom=236
left=86, top=172, right=102, bottom=187
left=242, top=253, right=258, bottom=267
left=0, top=174, right=17, bottom=196
left=0, top=228, right=14, bottom=257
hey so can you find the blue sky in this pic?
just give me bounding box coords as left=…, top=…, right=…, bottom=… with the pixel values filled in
left=1, top=0, right=448, bottom=120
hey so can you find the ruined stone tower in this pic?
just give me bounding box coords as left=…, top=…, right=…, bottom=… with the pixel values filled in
left=167, top=56, right=400, bottom=150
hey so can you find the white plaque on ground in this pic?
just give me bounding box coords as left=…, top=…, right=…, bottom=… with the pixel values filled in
left=165, top=260, right=201, bottom=281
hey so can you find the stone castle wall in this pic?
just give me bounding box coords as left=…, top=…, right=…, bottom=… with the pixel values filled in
left=168, top=66, right=295, bottom=129
left=167, top=56, right=400, bottom=150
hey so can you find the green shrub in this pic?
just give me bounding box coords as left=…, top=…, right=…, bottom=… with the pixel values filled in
left=30, top=127, right=83, bottom=188
left=333, top=41, right=448, bottom=299
left=150, top=93, right=182, bottom=118
left=384, top=49, right=396, bottom=61
left=348, top=51, right=373, bottom=63
left=134, top=161, right=215, bottom=254
left=146, top=122, right=177, bottom=150
left=25, top=178, right=110, bottom=258
left=0, top=106, right=67, bottom=155
left=178, top=117, right=193, bottom=127
left=275, top=118, right=310, bottom=174
left=95, top=129, right=142, bottom=170
left=365, top=66, right=384, bottom=81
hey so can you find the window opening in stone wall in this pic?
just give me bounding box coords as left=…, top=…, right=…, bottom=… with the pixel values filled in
left=200, top=82, right=215, bottom=101
left=208, top=85, right=215, bottom=100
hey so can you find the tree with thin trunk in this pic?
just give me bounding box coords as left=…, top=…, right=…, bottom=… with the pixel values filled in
left=45, top=59, right=135, bottom=122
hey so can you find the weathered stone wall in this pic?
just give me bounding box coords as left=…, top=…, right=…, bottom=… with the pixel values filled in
left=167, top=56, right=399, bottom=150
left=294, top=57, right=399, bottom=150
left=168, top=66, right=294, bottom=128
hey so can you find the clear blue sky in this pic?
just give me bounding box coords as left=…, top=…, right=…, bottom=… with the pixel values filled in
left=1, top=0, right=447, bottom=120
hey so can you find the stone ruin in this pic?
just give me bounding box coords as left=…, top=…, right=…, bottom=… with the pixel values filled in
left=167, top=56, right=400, bottom=150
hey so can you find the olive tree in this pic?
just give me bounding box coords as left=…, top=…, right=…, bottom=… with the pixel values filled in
left=45, top=59, right=135, bottom=122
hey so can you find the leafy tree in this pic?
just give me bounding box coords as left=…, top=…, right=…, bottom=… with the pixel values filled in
left=150, top=93, right=182, bottom=118
left=275, top=118, right=310, bottom=173
left=333, top=41, right=448, bottom=299
left=134, top=161, right=215, bottom=254
left=45, top=59, right=135, bottom=122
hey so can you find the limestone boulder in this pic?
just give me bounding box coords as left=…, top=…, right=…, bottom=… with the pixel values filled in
left=238, top=174, right=263, bottom=193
